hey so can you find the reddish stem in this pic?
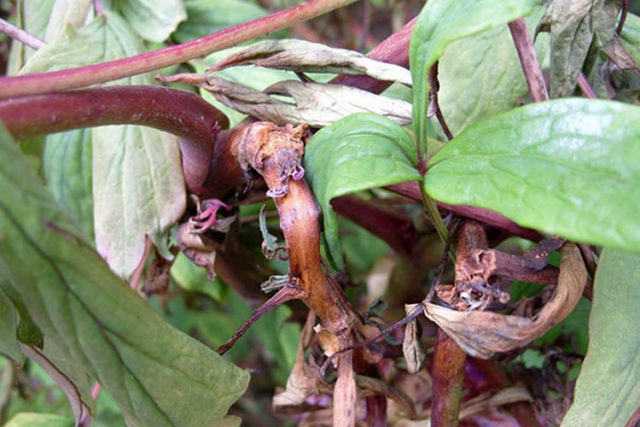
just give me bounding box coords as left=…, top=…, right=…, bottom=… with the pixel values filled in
left=508, top=18, right=549, bottom=102
left=0, top=86, right=228, bottom=193
left=431, top=329, right=466, bottom=426
left=0, top=0, right=359, bottom=99
left=617, top=0, right=629, bottom=35
left=577, top=72, right=597, bottom=99
left=429, top=61, right=454, bottom=141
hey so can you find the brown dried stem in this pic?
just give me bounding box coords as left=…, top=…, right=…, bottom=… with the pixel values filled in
left=508, top=18, right=549, bottom=102
left=431, top=329, right=467, bottom=427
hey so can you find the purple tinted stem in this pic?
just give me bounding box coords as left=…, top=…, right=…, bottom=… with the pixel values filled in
left=0, top=86, right=228, bottom=193
left=0, top=0, right=358, bottom=99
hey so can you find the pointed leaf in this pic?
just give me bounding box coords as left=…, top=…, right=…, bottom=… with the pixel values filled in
left=304, top=113, right=421, bottom=268
left=0, top=125, right=249, bottom=426
left=410, top=0, right=538, bottom=155
left=425, top=98, right=640, bottom=251
left=111, top=0, right=187, bottom=42
left=562, top=249, right=640, bottom=425
left=22, top=13, right=186, bottom=276
left=435, top=7, right=547, bottom=137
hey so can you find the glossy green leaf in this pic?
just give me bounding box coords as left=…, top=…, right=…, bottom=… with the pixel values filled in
left=621, top=13, right=640, bottom=65
left=22, top=13, right=186, bottom=277
left=5, top=412, right=74, bottom=427
left=44, top=129, right=94, bottom=242
left=425, top=98, right=640, bottom=251
left=0, top=286, right=21, bottom=360
left=173, top=0, right=268, bottom=43
left=111, top=0, right=187, bottom=42
left=562, top=249, right=640, bottom=425
left=435, top=7, right=547, bottom=138
left=410, top=0, right=538, bottom=156
left=304, top=113, right=421, bottom=268
left=0, top=125, right=249, bottom=426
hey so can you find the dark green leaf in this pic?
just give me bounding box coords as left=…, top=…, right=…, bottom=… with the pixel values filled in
left=562, top=249, right=640, bottom=425
left=44, top=129, right=93, bottom=242
left=410, top=0, right=538, bottom=155
left=0, top=124, right=249, bottom=426
left=174, top=0, right=268, bottom=43
left=111, top=0, right=187, bottom=42
left=304, top=113, right=421, bottom=268
left=425, top=98, right=640, bottom=252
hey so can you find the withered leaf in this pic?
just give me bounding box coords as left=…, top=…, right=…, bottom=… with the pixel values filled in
left=160, top=73, right=412, bottom=127
left=422, top=243, right=587, bottom=359
left=211, top=39, right=412, bottom=86
left=402, top=303, right=426, bottom=375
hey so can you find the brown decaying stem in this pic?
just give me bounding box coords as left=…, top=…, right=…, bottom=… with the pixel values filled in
left=0, top=0, right=359, bottom=99
left=508, top=18, right=549, bottom=102
left=0, top=86, right=228, bottom=194
left=431, top=329, right=467, bottom=427
left=0, top=17, right=45, bottom=50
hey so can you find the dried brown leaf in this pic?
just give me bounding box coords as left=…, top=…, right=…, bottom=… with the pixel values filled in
left=422, top=243, right=587, bottom=358
left=210, top=39, right=413, bottom=86
left=402, top=303, right=426, bottom=375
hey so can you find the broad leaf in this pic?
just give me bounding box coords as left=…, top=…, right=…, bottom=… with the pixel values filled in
left=173, top=0, right=268, bottom=43
left=410, top=0, right=538, bottom=156
left=22, top=13, right=186, bottom=276
left=44, top=129, right=94, bottom=242
left=425, top=98, right=640, bottom=252
left=0, top=286, right=21, bottom=360
left=435, top=7, right=547, bottom=137
left=621, top=12, right=640, bottom=65
left=562, top=249, right=640, bottom=425
left=0, top=124, right=249, bottom=426
left=44, top=0, right=92, bottom=42
left=304, top=113, right=421, bottom=268
left=111, top=0, right=187, bottom=42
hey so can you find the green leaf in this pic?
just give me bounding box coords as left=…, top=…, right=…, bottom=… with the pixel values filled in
left=22, top=13, right=187, bottom=276
left=621, top=13, right=640, bottom=66
left=410, top=0, right=538, bottom=157
left=561, top=249, right=640, bottom=426
left=170, top=252, right=227, bottom=301
left=434, top=7, right=547, bottom=138
left=7, top=0, right=53, bottom=74
left=111, top=0, right=187, bottom=43
left=537, top=0, right=605, bottom=98
left=425, top=98, right=640, bottom=252
left=173, top=0, right=268, bottom=43
left=0, top=286, right=21, bottom=360
left=304, top=113, right=421, bottom=268
left=44, top=129, right=94, bottom=242
left=5, top=412, right=74, bottom=427
left=0, top=124, right=249, bottom=426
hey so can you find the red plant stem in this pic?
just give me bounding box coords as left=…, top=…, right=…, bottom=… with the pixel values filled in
left=0, top=17, right=45, bottom=50
left=429, top=61, right=454, bottom=141
left=331, top=195, right=419, bottom=260
left=0, top=86, right=228, bottom=193
left=577, top=72, right=597, bottom=99
left=386, top=182, right=542, bottom=242
left=617, top=0, right=629, bottom=35
left=431, top=329, right=466, bottom=427
left=0, top=0, right=359, bottom=99
left=330, top=17, right=415, bottom=92
left=508, top=18, right=549, bottom=102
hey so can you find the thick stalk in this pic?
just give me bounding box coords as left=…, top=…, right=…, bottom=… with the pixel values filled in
left=431, top=329, right=466, bottom=427
left=0, top=86, right=228, bottom=193
left=0, top=0, right=359, bottom=99
left=508, top=19, right=548, bottom=102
